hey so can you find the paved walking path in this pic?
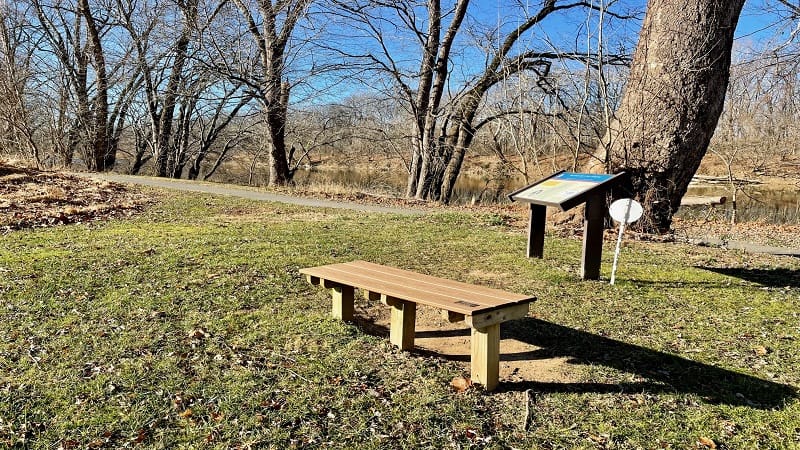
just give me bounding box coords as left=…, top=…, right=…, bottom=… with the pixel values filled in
left=88, top=173, right=427, bottom=215
left=687, top=238, right=800, bottom=257
left=90, top=173, right=799, bottom=257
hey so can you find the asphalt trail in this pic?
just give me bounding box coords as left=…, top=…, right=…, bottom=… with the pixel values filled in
left=88, top=173, right=426, bottom=216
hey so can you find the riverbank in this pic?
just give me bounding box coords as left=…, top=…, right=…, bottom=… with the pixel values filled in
left=96, top=171, right=800, bottom=254
left=2, top=163, right=798, bottom=254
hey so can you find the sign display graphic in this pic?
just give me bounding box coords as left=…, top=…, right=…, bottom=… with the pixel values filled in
left=510, top=172, right=616, bottom=210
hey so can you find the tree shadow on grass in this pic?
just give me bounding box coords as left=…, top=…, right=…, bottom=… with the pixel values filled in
left=698, top=266, right=800, bottom=288
left=356, top=316, right=797, bottom=409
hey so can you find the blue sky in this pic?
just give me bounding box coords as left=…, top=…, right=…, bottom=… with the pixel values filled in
left=302, top=1, right=798, bottom=105
left=738, top=0, right=792, bottom=43
left=460, top=0, right=795, bottom=66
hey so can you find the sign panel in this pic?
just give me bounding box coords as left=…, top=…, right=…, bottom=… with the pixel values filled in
left=509, top=171, right=618, bottom=210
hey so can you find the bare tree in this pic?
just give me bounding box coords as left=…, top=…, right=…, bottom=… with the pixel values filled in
left=219, top=0, right=315, bottom=186
left=331, top=0, right=632, bottom=203
left=28, top=0, right=137, bottom=170
left=0, top=2, right=41, bottom=163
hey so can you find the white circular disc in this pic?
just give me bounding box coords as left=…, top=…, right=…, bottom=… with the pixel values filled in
left=609, top=198, right=643, bottom=223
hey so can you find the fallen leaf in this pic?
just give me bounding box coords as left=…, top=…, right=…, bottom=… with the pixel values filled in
left=450, top=377, right=473, bottom=393
left=178, top=408, right=193, bottom=418
left=753, top=346, right=769, bottom=356
left=190, top=328, right=208, bottom=339
left=58, top=440, right=80, bottom=450
left=132, top=428, right=147, bottom=444
left=697, top=436, right=717, bottom=448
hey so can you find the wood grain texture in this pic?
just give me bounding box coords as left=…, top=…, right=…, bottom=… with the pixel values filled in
left=301, top=261, right=534, bottom=315
left=465, top=303, right=529, bottom=329
left=389, top=300, right=416, bottom=350
left=330, top=285, right=354, bottom=321
left=471, top=324, right=500, bottom=391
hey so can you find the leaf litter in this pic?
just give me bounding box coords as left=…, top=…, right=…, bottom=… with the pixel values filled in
left=0, top=162, right=152, bottom=232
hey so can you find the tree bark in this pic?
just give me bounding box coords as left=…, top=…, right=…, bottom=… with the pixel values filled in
left=267, top=80, right=292, bottom=185
left=80, top=0, right=112, bottom=171
left=230, top=0, right=311, bottom=186
left=407, top=0, right=468, bottom=200
left=154, top=0, right=196, bottom=177
left=406, top=0, right=442, bottom=198
left=602, top=0, right=745, bottom=233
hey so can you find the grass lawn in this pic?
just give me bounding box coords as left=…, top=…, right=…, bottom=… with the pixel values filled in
left=1, top=190, right=798, bottom=449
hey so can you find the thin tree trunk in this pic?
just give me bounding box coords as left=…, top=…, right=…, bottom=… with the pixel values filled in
left=80, top=0, right=112, bottom=171
left=155, top=25, right=193, bottom=177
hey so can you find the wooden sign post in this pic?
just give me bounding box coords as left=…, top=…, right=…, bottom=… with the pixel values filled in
left=509, top=171, right=624, bottom=280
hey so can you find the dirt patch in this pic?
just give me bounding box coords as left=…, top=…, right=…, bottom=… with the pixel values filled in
left=354, top=302, right=584, bottom=385
left=0, top=162, right=152, bottom=232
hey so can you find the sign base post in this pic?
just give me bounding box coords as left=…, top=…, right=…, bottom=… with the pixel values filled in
left=580, top=194, right=606, bottom=280
left=527, top=204, right=546, bottom=258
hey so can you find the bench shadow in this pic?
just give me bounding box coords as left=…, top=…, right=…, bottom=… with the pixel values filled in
left=698, top=266, right=800, bottom=288
left=353, top=316, right=797, bottom=409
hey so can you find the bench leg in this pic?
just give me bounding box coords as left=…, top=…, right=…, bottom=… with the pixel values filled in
left=471, top=324, right=500, bottom=391
left=389, top=300, right=416, bottom=351
left=330, top=285, right=354, bottom=321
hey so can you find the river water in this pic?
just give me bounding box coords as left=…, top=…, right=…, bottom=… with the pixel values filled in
left=292, top=168, right=800, bottom=224
left=683, top=184, right=800, bottom=224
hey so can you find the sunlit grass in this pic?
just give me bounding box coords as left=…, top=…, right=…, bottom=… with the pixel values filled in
left=1, top=190, right=798, bottom=448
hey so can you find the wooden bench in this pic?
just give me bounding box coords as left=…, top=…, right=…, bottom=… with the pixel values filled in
left=300, top=260, right=535, bottom=391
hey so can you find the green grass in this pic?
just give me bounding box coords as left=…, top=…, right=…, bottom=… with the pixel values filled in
left=1, top=190, right=799, bottom=448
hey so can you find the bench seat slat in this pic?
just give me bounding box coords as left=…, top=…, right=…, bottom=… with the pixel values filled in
left=300, top=261, right=533, bottom=315
left=347, top=261, right=530, bottom=303
left=302, top=265, right=489, bottom=315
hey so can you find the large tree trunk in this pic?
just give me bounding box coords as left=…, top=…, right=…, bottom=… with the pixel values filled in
left=439, top=120, right=475, bottom=203
left=228, top=0, right=311, bottom=187
left=602, top=0, right=745, bottom=233
left=405, top=0, right=441, bottom=198
left=154, top=33, right=190, bottom=177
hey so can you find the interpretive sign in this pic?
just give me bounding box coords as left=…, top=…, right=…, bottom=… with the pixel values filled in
left=509, top=170, right=625, bottom=280
left=509, top=171, right=619, bottom=210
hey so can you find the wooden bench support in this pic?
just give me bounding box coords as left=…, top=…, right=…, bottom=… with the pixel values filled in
left=442, top=310, right=465, bottom=323
left=471, top=324, right=500, bottom=391
left=331, top=285, right=354, bottom=321
left=465, top=303, right=530, bottom=329
left=301, top=261, right=535, bottom=392
left=307, top=275, right=355, bottom=321
left=388, top=298, right=416, bottom=350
